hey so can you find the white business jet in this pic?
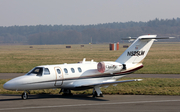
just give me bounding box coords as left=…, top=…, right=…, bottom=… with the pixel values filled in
left=3, top=35, right=173, bottom=99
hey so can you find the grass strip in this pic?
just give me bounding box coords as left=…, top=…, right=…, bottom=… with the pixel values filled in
left=0, top=43, right=180, bottom=74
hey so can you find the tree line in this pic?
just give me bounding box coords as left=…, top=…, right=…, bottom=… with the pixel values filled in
left=0, top=18, right=180, bottom=44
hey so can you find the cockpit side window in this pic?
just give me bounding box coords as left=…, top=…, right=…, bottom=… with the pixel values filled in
left=44, top=68, right=50, bottom=75
left=31, top=67, right=43, bottom=76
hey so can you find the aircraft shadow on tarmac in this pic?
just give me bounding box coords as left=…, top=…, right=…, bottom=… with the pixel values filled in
left=0, top=94, right=108, bottom=102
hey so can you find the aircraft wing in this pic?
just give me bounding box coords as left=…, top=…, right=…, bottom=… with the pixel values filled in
left=76, top=79, right=142, bottom=88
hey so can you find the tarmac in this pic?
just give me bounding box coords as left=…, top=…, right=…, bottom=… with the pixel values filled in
left=1, top=94, right=180, bottom=112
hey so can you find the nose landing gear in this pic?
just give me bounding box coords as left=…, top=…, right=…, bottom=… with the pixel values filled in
left=21, top=91, right=30, bottom=100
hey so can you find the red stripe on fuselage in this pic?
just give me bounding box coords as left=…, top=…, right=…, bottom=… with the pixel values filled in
left=115, top=64, right=144, bottom=75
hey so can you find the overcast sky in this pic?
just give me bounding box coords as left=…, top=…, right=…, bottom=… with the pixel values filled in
left=0, top=0, right=179, bottom=26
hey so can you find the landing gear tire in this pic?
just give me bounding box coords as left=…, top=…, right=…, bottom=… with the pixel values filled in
left=61, top=89, right=73, bottom=96
left=93, top=91, right=97, bottom=97
left=93, top=91, right=103, bottom=97
left=21, top=92, right=28, bottom=100
left=100, top=93, right=103, bottom=97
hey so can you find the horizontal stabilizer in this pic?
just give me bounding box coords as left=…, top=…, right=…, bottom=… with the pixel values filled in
left=122, top=36, right=175, bottom=40
left=139, top=37, right=175, bottom=40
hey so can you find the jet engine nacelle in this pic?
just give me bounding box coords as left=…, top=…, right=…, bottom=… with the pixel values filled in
left=97, top=61, right=123, bottom=73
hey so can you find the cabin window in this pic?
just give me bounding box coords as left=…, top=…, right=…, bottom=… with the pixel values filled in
left=71, top=68, right=75, bottom=73
left=44, top=68, right=50, bottom=75
left=78, top=67, right=82, bottom=73
left=57, top=69, right=61, bottom=74
left=64, top=68, right=68, bottom=73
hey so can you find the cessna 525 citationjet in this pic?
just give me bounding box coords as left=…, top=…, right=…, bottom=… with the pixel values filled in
left=3, top=35, right=174, bottom=99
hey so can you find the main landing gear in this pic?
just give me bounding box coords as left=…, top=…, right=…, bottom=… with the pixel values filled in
left=92, top=86, right=103, bottom=97
left=21, top=91, right=30, bottom=100
left=60, top=89, right=73, bottom=96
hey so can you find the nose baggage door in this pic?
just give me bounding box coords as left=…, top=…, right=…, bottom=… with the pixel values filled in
left=54, top=67, right=63, bottom=86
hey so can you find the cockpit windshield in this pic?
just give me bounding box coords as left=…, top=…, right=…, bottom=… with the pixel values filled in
left=27, top=67, right=50, bottom=76
left=27, top=67, right=43, bottom=76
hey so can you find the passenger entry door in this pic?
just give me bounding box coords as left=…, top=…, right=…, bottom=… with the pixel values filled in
left=54, top=67, right=63, bottom=86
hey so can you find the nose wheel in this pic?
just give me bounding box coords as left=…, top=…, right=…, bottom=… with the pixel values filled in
left=21, top=91, right=29, bottom=100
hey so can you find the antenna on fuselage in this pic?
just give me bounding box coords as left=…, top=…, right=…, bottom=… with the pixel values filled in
left=82, top=58, right=86, bottom=63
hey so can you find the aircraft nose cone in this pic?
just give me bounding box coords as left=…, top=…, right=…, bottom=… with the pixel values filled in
left=3, top=75, right=32, bottom=91
left=3, top=81, right=12, bottom=90
left=3, top=79, right=18, bottom=90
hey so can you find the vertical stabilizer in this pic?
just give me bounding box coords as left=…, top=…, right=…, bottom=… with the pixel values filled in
left=116, top=35, right=156, bottom=67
